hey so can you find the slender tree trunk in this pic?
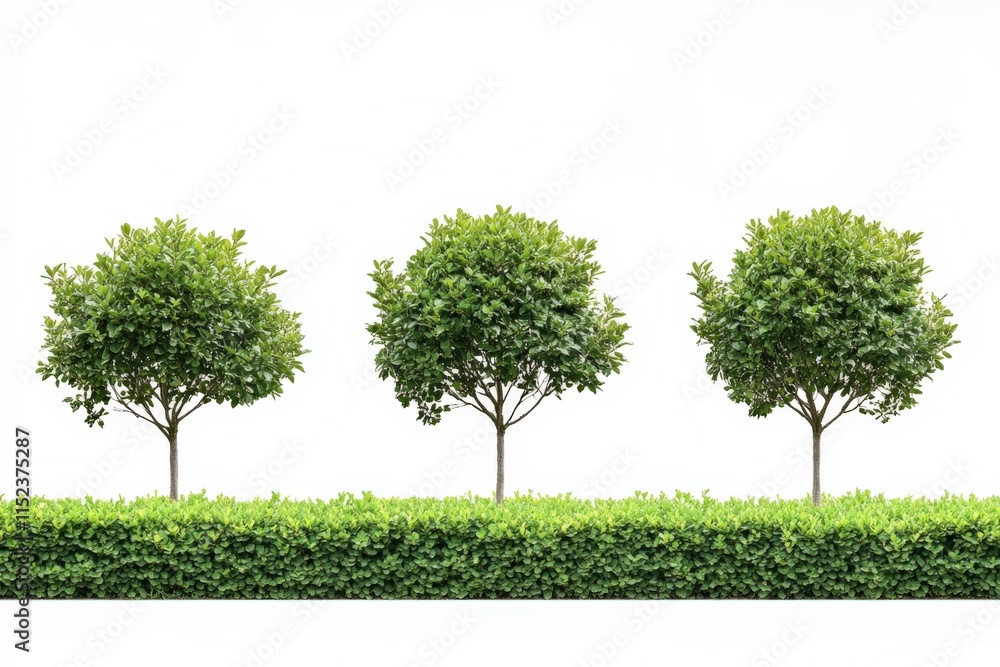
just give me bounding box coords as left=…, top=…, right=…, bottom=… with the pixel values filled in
left=495, top=427, right=505, bottom=505
left=811, top=426, right=822, bottom=506
left=168, top=427, right=179, bottom=502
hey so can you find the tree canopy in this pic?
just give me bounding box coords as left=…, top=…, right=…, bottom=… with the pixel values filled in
left=38, top=216, right=307, bottom=498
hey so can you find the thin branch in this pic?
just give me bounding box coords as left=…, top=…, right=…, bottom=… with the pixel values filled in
left=504, top=387, right=535, bottom=425
left=505, top=363, right=538, bottom=405
left=502, top=379, right=517, bottom=405
left=175, top=378, right=221, bottom=423
left=451, top=389, right=498, bottom=423
left=176, top=395, right=211, bottom=422
left=504, top=390, right=548, bottom=428
left=131, top=395, right=158, bottom=422
left=816, top=390, right=833, bottom=423
left=110, top=386, right=168, bottom=436
left=138, top=402, right=164, bottom=429
left=114, top=377, right=161, bottom=425
left=505, top=373, right=554, bottom=424
left=822, top=393, right=867, bottom=430
left=110, top=401, right=165, bottom=433
left=786, top=400, right=808, bottom=420
left=804, top=389, right=818, bottom=415
left=800, top=389, right=822, bottom=428
left=444, top=393, right=480, bottom=411
left=512, top=384, right=539, bottom=414
left=470, top=372, right=498, bottom=413
left=791, top=390, right=812, bottom=423
left=467, top=390, right=498, bottom=423
left=171, top=394, right=191, bottom=423
left=493, top=374, right=504, bottom=409
left=160, top=384, right=173, bottom=426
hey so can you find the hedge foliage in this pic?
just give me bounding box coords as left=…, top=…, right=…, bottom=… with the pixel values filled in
left=2, top=492, right=998, bottom=599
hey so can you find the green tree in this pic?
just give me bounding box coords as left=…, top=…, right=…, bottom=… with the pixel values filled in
left=690, top=207, right=957, bottom=505
left=38, top=217, right=307, bottom=500
left=367, top=206, right=629, bottom=504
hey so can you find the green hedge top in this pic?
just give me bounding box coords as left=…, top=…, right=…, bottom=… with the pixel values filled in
left=2, top=492, right=999, bottom=599
left=6, top=490, right=1000, bottom=531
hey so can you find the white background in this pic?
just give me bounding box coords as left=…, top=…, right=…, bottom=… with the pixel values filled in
left=3, top=0, right=1000, bottom=664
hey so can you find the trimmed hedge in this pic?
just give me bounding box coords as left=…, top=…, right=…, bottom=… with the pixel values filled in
left=2, top=492, right=999, bottom=599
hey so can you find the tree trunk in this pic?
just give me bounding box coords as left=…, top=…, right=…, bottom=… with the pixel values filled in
left=811, top=427, right=822, bottom=506
left=495, top=427, right=505, bottom=505
left=169, top=428, right=179, bottom=502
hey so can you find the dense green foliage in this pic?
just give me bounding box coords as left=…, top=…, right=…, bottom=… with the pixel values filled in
left=38, top=217, right=307, bottom=499
left=368, top=205, right=628, bottom=425
left=368, top=206, right=628, bottom=502
left=690, top=208, right=957, bottom=504
left=3, top=493, right=997, bottom=599
left=690, top=207, right=956, bottom=422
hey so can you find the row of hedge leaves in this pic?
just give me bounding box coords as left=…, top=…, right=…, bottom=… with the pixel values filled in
left=2, top=492, right=998, bottom=599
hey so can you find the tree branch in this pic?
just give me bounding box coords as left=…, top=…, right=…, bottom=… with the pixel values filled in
left=791, top=390, right=812, bottom=423
left=786, top=400, right=808, bottom=420
left=156, top=383, right=173, bottom=428
left=816, top=390, right=834, bottom=424
left=504, top=374, right=553, bottom=428
left=469, top=370, right=498, bottom=413
left=110, top=385, right=168, bottom=436
left=822, top=392, right=867, bottom=430
left=176, top=395, right=211, bottom=422
left=456, top=388, right=497, bottom=423
left=171, top=394, right=191, bottom=423
left=445, top=393, right=480, bottom=411
left=175, top=378, right=221, bottom=423
left=504, top=390, right=548, bottom=428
